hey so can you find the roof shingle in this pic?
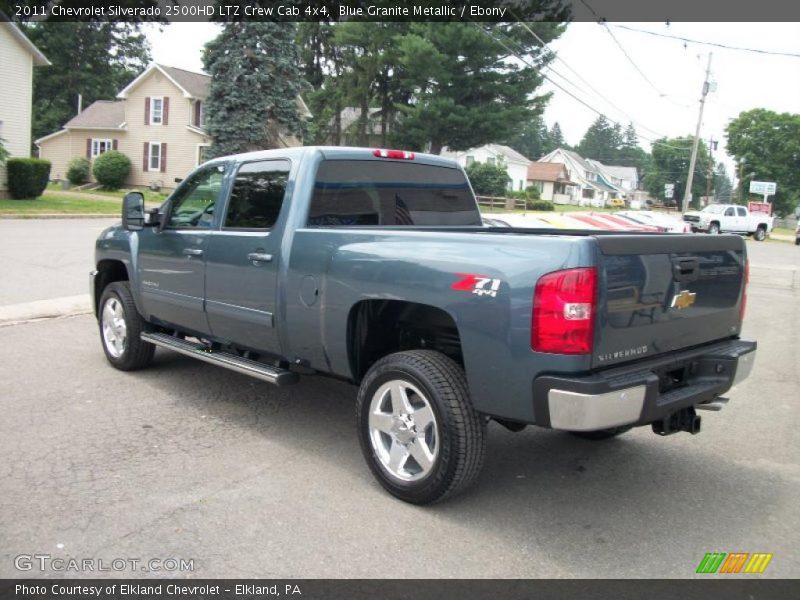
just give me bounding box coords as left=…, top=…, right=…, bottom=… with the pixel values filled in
left=64, top=101, right=126, bottom=129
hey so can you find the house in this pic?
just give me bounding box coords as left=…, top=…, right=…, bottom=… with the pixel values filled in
left=37, top=63, right=312, bottom=191
left=538, top=148, right=625, bottom=207
left=442, top=144, right=531, bottom=192
left=0, top=21, right=50, bottom=198
left=526, top=162, right=577, bottom=204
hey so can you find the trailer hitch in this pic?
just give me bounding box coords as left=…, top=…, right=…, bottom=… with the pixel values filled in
left=652, top=407, right=701, bottom=436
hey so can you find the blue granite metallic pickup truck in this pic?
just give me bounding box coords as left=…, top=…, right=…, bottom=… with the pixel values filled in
left=91, top=146, right=756, bottom=503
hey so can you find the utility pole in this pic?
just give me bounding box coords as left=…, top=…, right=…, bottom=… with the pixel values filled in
left=705, top=137, right=717, bottom=205
left=682, top=52, right=713, bottom=213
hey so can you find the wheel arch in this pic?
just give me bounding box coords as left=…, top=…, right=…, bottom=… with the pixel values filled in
left=346, top=299, right=462, bottom=383
left=93, top=259, right=130, bottom=316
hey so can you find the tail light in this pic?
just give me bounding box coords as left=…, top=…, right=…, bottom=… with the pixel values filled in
left=532, top=267, right=597, bottom=354
left=739, top=258, right=749, bottom=321
left=373, top=149, right=415, bottom=160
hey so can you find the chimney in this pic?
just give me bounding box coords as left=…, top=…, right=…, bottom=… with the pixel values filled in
left=77, top=94, right=83, bottom=114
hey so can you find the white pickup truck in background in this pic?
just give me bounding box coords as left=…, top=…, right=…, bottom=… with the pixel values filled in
left=683, top=204, right=774, bottom=241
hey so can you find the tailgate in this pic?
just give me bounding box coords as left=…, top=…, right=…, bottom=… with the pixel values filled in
left=593, top=234, right=746, bottom=368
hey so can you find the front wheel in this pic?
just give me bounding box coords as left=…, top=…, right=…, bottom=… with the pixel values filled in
left=98, top=281, right=154, bottom=371
left=708, top=223, right=720, bottom=234
left=356, top=350, right=486, bottom=504
left=753, top=227, right=767, bottom=241
left=568, top=425, right=633, bottom=440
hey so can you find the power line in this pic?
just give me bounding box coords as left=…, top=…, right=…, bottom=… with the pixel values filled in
left=610, top=24, right=800, bottom=59
left=476, top=23, right=690, bottom=152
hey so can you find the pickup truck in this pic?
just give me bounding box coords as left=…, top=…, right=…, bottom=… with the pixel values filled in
left=91, top=146, right=756, bottom=504
left=683, top=203, right=774, bottom=240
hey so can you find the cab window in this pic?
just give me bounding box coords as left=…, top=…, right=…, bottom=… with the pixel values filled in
left=166, top=164, right=226, bottom=229
left=724, top=207, right=735, bottom=217
left=223, top=160, right=290, bottom=230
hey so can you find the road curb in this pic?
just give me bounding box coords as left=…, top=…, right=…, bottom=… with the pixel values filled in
left=0, top=294, right=93, bottom=326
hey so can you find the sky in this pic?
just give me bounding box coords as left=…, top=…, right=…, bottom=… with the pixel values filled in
left=144, top=21, right=800, bottom=179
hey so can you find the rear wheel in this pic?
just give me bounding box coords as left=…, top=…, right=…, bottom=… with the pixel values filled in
left=98, top=281, right=154, bottom=371
left=568, top=425, right=633, bottom=440
left=356, top=350, right=486, bottom=504
left=754, top=226, right=767, bottom=241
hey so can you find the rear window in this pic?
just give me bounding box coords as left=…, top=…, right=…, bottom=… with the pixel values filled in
left=307, top=160, right=480, bottom=227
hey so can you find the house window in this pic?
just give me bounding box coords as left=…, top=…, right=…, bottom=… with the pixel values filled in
left=586, top=172, right=596, bottom=182
left=198, top=101, right=205, bottom=127
left=91, top=139, right=112, bottom=157
left=148, top=143, right=162, bottom=171
left=150, top=97, right=164, bottom=125
left=465, top=155, right=475, bottom=166
left=197, top=144, right=211, bottom=165
left=582, top=188, right=594, bottom=199
left=519, top=180, right=524, bottom=190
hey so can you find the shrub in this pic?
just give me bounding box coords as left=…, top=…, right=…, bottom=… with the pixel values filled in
left=0, top=137, right=9, bottom=165
left=465, top=162, right=510, bottom=197
left=66, top=157, right=91, bottom=185
left=526, top=199, right=554, bottom=211
left=525, top=185, right=541, bottom=200
left=6, top=158, right=51, bottom=199
left=92, top=150, right=130, bottom=189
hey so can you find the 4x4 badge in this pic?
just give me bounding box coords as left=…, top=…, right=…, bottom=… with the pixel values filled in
left=671, top=290, right=697, bottom=309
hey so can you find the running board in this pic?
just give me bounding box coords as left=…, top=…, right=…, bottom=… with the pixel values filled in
left=141, top=332, right=299, bottom=386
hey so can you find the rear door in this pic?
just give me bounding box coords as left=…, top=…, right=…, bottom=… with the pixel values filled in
left=137, top=163, right=226, bottom=334
left=593, top=235, right=746, bottom=368
left=204, top=159, right=291, bottom=354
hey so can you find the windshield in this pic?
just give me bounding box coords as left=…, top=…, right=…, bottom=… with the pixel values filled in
left=702, top=205, right=726, bottom=214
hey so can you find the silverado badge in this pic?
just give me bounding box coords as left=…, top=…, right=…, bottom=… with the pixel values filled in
left=671, top=290, right=697, bottom=310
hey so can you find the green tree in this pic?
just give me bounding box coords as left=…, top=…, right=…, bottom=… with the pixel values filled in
left=505, top=116, right=550, bottom=159
left=714, top=163, right=733, bottom=203
left=615, top=123, right=651, bottom=173
left=22, top=23, right=150, bottom=143
left=644, top=136, right=711, bottom=207
left=576, top=116, right=620, bottom=162
left=390, top=21, right=565, bottom=154
left=466, top=162, right=510, bottom=197
left=203, top=22, right=306, bottom=157
left=547, top=122, right=567, bottom=152
left=725, top=108, right=800, bottom=217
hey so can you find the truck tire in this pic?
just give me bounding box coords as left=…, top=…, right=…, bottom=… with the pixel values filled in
left=356, top=350, right=486, bottom=504
left=754, top=226, right=767, bottom=241
left=708, top=222, right=720, bottom=234
left=98, top=281, right=154, bottom=371
left=568, top=425, right=633, bottom=440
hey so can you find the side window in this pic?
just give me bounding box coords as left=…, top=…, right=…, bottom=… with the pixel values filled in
left=166, top=164, right=226, bottom=229
left=724, top=207, right=735, bottom=217
left=737, top=207, right=747, bottom=217
left=224, top=160, right=290, bottom=230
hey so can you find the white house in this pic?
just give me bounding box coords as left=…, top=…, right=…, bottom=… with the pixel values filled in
left=442, top=144, right=531, bottom=192
left=538, top=148, right=625, bottom=207
left=0, top=21, right=50, bottom=198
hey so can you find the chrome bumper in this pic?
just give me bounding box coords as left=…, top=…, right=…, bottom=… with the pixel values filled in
left=548, top=386, right=646, bottom=431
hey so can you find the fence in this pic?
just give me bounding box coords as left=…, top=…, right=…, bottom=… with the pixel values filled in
left=476, top=196, right=527, bottom=211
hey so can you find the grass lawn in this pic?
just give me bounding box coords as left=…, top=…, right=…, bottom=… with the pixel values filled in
left=46, top=182, right=169, bottom=204
left=0, top=194, right=124, bottom=215
left=772, top=226, right=797, bottom=236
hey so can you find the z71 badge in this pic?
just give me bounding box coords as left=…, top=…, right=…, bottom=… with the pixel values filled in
left=452, top=274, right=502, bottom=298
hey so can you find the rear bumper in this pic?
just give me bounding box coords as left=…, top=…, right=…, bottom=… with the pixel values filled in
left=533, top=339, right=756, bottom=431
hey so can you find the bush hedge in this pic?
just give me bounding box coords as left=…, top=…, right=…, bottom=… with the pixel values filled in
left=66, top=157, right=91, bottom=185
left=92, top=150, right=130, bottom=189
left=6, top=158, right=51, bottom=199
left=526, top=199, right=554, bottom=211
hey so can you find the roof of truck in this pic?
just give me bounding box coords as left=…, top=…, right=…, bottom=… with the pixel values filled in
left=205, top=146, right=461, bottom=169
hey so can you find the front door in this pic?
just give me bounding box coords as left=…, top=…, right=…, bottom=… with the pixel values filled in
left=137, top=163, right=227, bottom=334
left=204, top=159, right=291, bottom=354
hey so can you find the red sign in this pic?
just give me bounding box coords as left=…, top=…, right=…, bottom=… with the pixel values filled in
left=748, top=201, right=772, bottom=216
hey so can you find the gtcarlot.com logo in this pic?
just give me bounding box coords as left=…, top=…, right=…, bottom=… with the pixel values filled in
left=14, top=554, right=194, bottom=573
left=696, top=552, right=773, bottom=574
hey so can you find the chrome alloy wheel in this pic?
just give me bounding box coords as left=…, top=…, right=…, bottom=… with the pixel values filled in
left=101, top=297, right=127, bottom=358
left=368, top=380, right=439, bottom=482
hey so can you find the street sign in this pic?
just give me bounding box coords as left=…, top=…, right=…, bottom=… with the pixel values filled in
left=749, top=181, right=777, bottom=196
left=664, top=183, right=674, bottom=199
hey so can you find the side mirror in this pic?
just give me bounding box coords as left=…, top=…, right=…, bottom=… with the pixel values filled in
left=122, top=192, right=145, bottom=231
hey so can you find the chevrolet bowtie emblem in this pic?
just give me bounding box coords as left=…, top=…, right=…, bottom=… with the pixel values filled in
left=671, top=290, right=697, bottom=309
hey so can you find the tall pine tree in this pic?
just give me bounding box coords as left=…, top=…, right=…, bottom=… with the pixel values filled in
left=203, top=22, right=306, bottom=157
left=22, top=23, right=151, bottom=142
left=576, top=116, right=619, bottom=161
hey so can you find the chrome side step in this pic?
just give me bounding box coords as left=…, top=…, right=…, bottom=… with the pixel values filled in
left=141, top=332, right=299, bottom=386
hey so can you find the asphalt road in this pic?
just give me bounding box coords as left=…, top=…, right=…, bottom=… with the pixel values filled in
left=0, top=236, right=797, bottom=579
left=0, top=218, right=117, bottom=305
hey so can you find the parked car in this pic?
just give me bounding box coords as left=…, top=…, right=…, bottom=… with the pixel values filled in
left=616, top=210, right=690, bottom=233
left=607, top=198, right=626, bottom=209
left=91, top=146, right=756, bottom=504
left=683, top=204, right=774, bottom=241
left=796, top=222, right=800, bottom=245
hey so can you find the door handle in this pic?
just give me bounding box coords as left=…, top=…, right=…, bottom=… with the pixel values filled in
left=183, top=248, right=204, bottom=257
left=247, top=252, right=273, bottom=263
